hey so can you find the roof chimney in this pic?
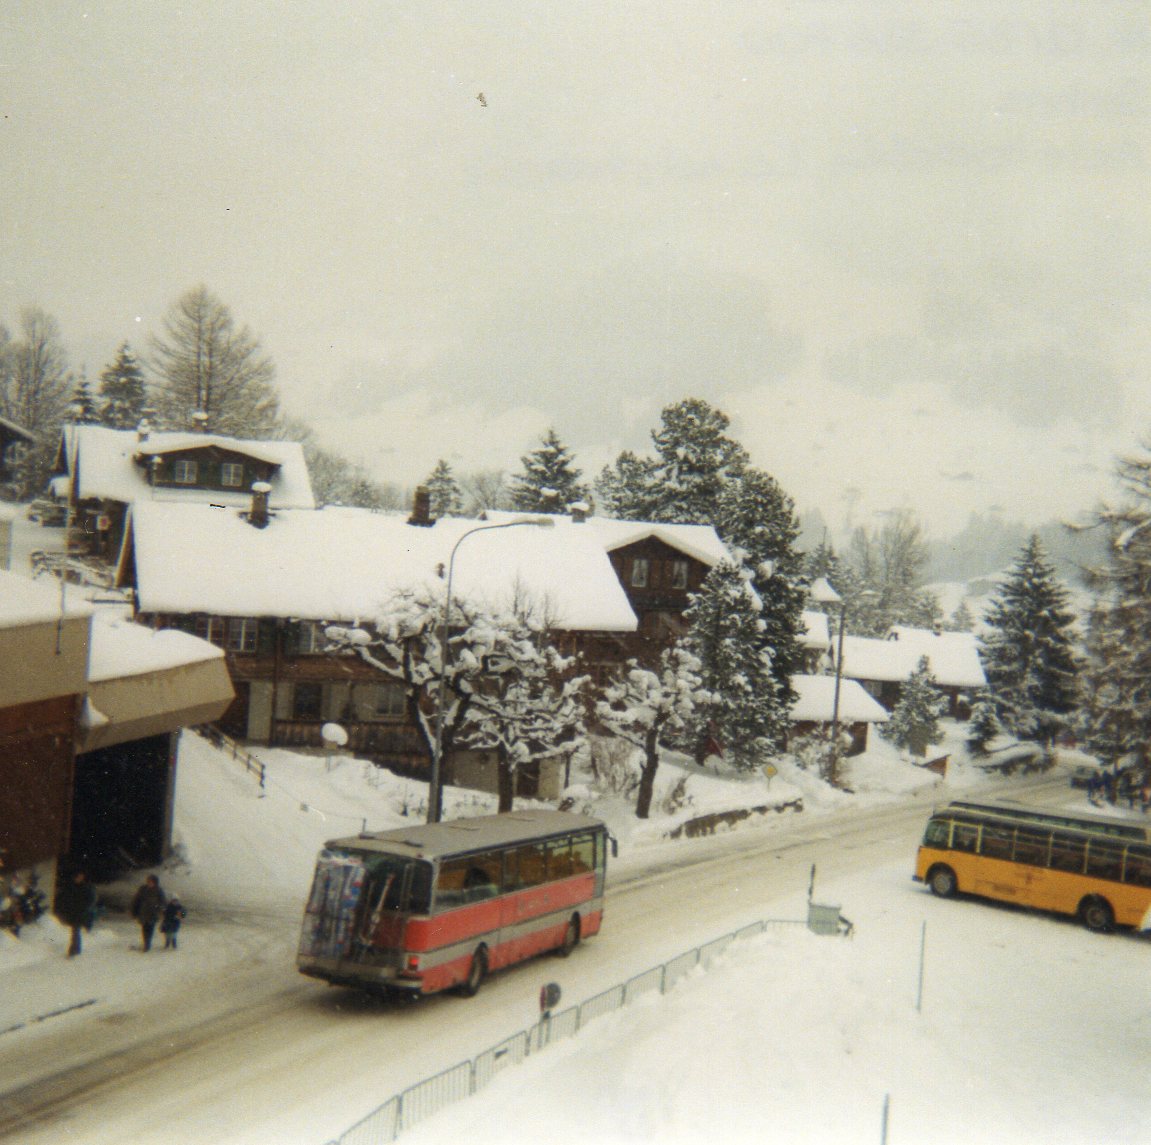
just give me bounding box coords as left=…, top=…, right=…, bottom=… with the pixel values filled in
left=192, top=410, right=210, bottom=433
left=249, top=481, right=272, bottom=529
left=408, top=485, right=433, bottom=527
left=569, top=500, right=589, bottom=523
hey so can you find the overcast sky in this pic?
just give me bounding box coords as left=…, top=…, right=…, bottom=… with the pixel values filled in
left=2, top=3, right=1148, bottom=538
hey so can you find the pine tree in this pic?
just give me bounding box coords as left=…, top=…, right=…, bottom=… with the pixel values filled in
left=880, top=656, right=945, bottom=756
left=717, top=467, right=806, bottom=694
left=424, top=459, right=462, bottom=518
left=69, top=372, right=101, bottom=424
left=979, top=535, right=1081, bottom=752
left=966, top=698, right=1001, bottom=755
left=1078, top=443, right=1151, bottom=768
left=98, top=343, right=147, bottom=429
left=682, top=561, right=788, bottom=768
left=595, top=450, right=661, bottom=520
left=947, top=599, right=976, bottom=632
left=149, top=285, right=280, bottom=437
left=649, top=398, right=749, bottom=524
left=509, top=428, right=588, bottom=513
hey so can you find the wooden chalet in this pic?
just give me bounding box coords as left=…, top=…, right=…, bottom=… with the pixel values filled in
left=839, top=626, right=986, bottom=718
left=52, top=422, right=314, bottom=561
left=116, top=498, right=737, bottom=797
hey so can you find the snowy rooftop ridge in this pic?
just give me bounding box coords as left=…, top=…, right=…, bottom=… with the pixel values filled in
left=481, top=509, right=734, bottom=568
left=841, top=626, right=986, bottom=688
left=60, top=424, right=316, bottom=510
left=789, top=673, right=890, bottom=723
left=122, top=503, right=638, bottom=631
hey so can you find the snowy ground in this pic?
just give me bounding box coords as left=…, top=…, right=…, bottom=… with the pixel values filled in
left=3, top=716, right=1144, bottom=1144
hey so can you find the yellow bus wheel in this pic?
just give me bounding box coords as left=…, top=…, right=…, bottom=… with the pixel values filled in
left=1080, top=897, right=1114, bottom=933
left=928, top=865, right=958, bottom=898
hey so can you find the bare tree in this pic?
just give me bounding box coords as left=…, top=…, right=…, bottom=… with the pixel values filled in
left=0, top=307, right=73, bottom=498
left=149, top=285, right=279, bottom=437
left=459, top=468, right=510, bottom=517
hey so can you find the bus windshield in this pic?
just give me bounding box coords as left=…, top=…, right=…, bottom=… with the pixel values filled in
left=325, top=847, right=433, bottom=914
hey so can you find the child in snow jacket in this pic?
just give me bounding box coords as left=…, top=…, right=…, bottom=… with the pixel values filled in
left=161, top=896, right=187, bottom=949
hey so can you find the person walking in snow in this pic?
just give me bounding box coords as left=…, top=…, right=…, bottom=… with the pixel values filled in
left=55, top=869, right=97, bottom=958
left=131, top=874, right=166, bottom=952
left=161, top=895, right=186, bottom=949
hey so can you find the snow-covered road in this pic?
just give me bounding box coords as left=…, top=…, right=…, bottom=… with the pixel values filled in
left=0, top=787, right=982, bottom=1144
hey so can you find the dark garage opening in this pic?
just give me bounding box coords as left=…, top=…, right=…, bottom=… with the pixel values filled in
left=68, top=733, right=177, bottom=880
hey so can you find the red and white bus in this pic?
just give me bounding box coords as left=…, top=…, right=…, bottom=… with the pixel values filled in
left=297, top=810, right=611, bottom=997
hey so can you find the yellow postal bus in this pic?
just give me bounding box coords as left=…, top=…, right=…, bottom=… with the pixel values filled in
left=914, top=799, right=1151, bottom=932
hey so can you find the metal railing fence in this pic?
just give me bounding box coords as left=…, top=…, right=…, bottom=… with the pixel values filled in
left=325, top=914, right=818, bottom=1145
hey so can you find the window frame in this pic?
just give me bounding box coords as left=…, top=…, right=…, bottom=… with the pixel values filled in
left=220, top=462, right=246, bottom=488
left=171, top=458, right=198, bottom=485
left=630, top=557, right=650, bottom=588
left=226, top=617, right=258, bottom=653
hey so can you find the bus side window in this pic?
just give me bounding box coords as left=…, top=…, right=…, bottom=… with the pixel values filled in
left=462, top=852, right=502, bottom=901
left=1013, top=827, right=1050, bottom=867
left=434, top=857, right=471, bottom=908
left=952, top=824, right=980, bottom=853
left=547, top=838, right=574, bottom=878
left=924, top=819, right=949, bottom=848
left=571, top=833, right=595, bottom=874
left=1048, top=833, right=1086, bottom=874
left=980, top=824, right=1014, bottom=861
left=1124, top=846, right=1151, bottom=887
left=1086, top=841, right=1124, bottom=882
left=512, top=843, right=547, bottom=888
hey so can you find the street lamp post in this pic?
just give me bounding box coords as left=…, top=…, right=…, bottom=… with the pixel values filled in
left=809, top=578, right=844, bottom=785
left=810, top=578, right=877, bottom=787
left=427, top=517, right=554, bottom=824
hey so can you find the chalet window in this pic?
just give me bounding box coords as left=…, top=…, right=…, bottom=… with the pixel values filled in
left=297, top=621, right=329, bottom=654
left=172, top=459, right=198, bottom=485
left=195, top=616, right=227, bottom=646
left=293, top=682, right=323, bottom=721
left=670, top=559, right=689, bottom=589
left=630, top=558, right=649, bottom=588
left=226, top=617, right=258, bottom=653
left=220, top=462, right=245, bottom=488
left=367, top=683, right=405, bottom=719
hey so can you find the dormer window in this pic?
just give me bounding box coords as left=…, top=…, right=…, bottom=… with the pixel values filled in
left=631, top=558, right=649, bottom=588
left=172, top=459, right=198, bottom=485
left=220, top=462, right=245, bottom=488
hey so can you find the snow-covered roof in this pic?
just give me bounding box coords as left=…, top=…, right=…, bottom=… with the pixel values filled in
left=482, top=510, right=734, bottom=568
left=61, top=425, right=315, bottom=509
left=122, top=504, right=638, bottom=632
left=798, top=609, right=830, bottom=650
left=789, top=673, right=890, bottom=723
left=87, top=614, right=227, bottom=682
left=840, top=627, right=986, bottom=689
left=0, top=568, right=92, bottom=629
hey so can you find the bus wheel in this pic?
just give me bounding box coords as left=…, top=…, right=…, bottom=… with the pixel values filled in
left=558, top=915, right=580, bottom=957
left=1080, top=897, right=1114, bottom=933
left=460, top=945, right=488, bottom=997
left=928, top=865, right=958, bottom=898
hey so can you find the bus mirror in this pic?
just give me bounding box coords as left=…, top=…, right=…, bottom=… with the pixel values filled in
left=608, top=834, right=619, bottom=859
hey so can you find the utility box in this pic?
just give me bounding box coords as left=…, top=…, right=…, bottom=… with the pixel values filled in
left=807, top=901, right=843, bottom=936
